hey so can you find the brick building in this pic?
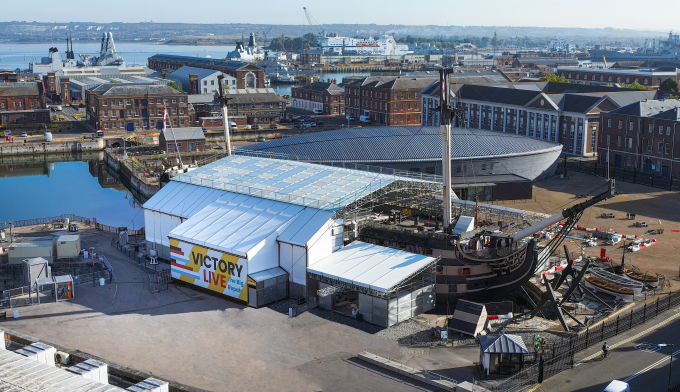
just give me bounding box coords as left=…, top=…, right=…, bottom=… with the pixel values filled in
left=598, top=99, right=680, bottom=180
left=420, top=81, right=659, bottom=157
left=344, top=76, right=437, bottom=125
left=86, top=84, right=192, bottom=132
left=0, top=82, right=50, bottom=126
left=223, top=88, right=287, bottom=125
left=557, top=67, right=680, bottom=88
left=167, top=66, right=236, bottom=94
left=291, top=81, right=344, bottom=115
left=148, top=55, right=265, bottom=89
left=159, top=127, right=206, bottom=153
left=298, top=53, right=321, bottom=65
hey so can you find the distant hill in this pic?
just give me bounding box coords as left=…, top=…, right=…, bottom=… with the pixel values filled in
left=0, top=21, right=669, bottom=45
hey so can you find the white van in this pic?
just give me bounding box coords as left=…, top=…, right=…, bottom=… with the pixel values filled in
left=313, top=108, right=323, bottom=114
left=359, top=115, right=372, bottom=124
left=603, top=380, right=629, bottom=392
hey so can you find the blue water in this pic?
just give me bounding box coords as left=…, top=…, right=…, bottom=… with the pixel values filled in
left=0, top=161, right=144, bottom=228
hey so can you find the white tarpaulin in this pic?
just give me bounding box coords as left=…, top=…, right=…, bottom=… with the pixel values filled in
left=452, top=216, right=475, bottom=235
left=169, top=192, right=324, bottom=258
left=307, top=241, right=437, bottom=293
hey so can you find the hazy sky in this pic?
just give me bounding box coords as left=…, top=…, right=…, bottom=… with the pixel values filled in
left=6, top=0, right=678, bottom=31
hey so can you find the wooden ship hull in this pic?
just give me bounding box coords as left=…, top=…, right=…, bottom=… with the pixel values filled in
left=591, top=268, right=644, bottom=294
left=584, top=275, right=635, bottom=301
left=624, top=269, right=659, bottom=287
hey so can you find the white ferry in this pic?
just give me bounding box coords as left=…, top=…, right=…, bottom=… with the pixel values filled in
left=314, top=34, right=412, bottom=55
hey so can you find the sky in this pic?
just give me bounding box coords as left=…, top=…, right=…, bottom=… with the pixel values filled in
left=4, top=0, right=678, bottom=32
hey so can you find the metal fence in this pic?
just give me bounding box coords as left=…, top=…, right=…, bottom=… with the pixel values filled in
left=492, top=290, right=680, bottom=391
left=566, top=159, right=680, bottom=192
left=0, top=214, right=143, bottom=236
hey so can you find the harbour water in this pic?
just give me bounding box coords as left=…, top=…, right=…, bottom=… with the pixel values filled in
left=0, top=160, right=145, bottom=228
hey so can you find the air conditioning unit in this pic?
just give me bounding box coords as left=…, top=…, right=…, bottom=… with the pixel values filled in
left=55, top=351, right=71, bottom=365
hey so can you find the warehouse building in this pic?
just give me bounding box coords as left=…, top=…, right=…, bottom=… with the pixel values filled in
left=143, top=155, right=440, bottom=326
left=236, top=126, right=563, bottom=200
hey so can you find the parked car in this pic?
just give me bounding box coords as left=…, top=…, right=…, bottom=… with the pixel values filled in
left=346, top=115, right=356, bottom=121
left=244, top=125, right=252, bottom=130
left=56, top=105, right=63, bottom=111
left=603, top=380, right=629, bottom=392
left=256, top=136, right=265, bottom=142
left=251, top=125, right=260, bottom=130
left=78, top=103, right=85, bottom=108
left=313, top=108, right=323, bottom=114
left=309, top=122, right=317, bottom=127
left=634, top=221, right=648, bottom=227
left=360, top=115, right=372, bottom=124
left=20, top=132, right=28, bottom=137
left=601, top=212, right=615, bottom=218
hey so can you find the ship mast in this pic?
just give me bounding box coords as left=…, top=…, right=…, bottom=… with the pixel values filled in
left=439, top=68, right=453, bottom=230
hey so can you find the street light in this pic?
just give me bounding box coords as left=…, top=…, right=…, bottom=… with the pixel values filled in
left=658, top=344, right=674, bottom=392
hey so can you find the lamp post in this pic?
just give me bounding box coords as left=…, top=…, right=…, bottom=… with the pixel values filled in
left=658, top=344, right=674, bottom=392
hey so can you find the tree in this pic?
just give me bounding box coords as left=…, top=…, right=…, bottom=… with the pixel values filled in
left=659, top=78, right=679, bottom=93
left=167, top=81, right=183, bottom=92
left=540, top=74, right=568, bottom=83
left=620, top=82, right=652, bottom=91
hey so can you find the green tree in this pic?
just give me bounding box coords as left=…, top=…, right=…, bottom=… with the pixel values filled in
left=540, top=74, right=568, bottom=83
left=659, top=78, right=679, bottom=92
left=620, top=82, right=652, bottom=90
left=167, top=81, right=183, bottom=92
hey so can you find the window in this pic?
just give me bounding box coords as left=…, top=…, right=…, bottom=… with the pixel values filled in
left=126, top=99, right=132, bottom=105
left=617, top=77, right=621, bottom=83
left=617, top=136, right=621, bottom=147
left=127, top=109, right=132, bottom=117
left=608, top=76, right=612, bottom=82
left=657, top=78, right=662, bottom=85
left=104, top=123, right=109, bottom=129
left=665, top=143, right=670, bottom=154
left=629, top=121, right=633, bottom=130
left=659, top=126, right=664, bottom=135
left=647, top=140, right=652, bottom=151
left=618, top=120, right=622, bottom=129
left=0, top=102, right=4, bottom=109
left=628, top=138, right=632, bottom=149
left=157, top=108, right=162, bottom=116
left=592, top=75, right=596, bottom=81
left=119, top=100, right=124, bottom=105
left=658, top=142, right=663, bottom=153
left=156, top=98, right=161, bottom=104
left=103, top=110, right=109, bottom=118
left=180, top=119, right=185, bottom=126
left=576, top=74, right=580, bottom=80
left=481, top=164, right=487, bottom=171
left=164, top=98, right=169, bottom=104
left=644, top=79, right=648, bottom=85
left=180, top=98, right=184, bottom=103
left=607, top=119, right=611, bottom=128
left=112, top=121, right=117, bottom=128
left=600, top=75, right=604, bottom=82
left=203, top=81, right=207, bottom=86
left=626, top=77, right=630, bottom=84
left=172, top=119, right=178, bottom=126
left=134, top=121, right=140, bottom=128
left=135, top=109, right=139, bottom=117
left=210, top=80, right=214, bottom=86
left=111, top=110, right=116, bottom=117
left=102, top=100, right=108, bottom=106
left=667, top=126, right=671, bottom=136
left=179, top=108, right=185, bottom=114
left=649, top=124, right=653, bottom=133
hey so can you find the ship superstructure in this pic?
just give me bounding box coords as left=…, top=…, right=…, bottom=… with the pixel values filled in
left=314, top=34, right=412, bottom=55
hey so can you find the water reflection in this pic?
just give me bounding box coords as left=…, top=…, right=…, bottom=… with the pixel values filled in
left=0, top=157, right=145, bottom=228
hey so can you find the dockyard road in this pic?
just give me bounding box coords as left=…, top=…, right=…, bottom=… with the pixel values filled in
left=533, top=307, right=680, bottom=392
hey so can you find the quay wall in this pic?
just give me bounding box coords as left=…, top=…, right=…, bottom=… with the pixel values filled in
left=0, top=140, right=105, bottom=157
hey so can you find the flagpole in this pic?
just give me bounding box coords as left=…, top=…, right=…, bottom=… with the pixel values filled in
left=164, top=105, right=183, bottom=168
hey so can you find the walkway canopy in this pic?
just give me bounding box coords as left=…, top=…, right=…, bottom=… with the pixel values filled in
left=307, top=241, right=437, bottom=296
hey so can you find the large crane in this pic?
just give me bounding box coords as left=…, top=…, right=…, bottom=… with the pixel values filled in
left=303, top=7, right=324, bottom=38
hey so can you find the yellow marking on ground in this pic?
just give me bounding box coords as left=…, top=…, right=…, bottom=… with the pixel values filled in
left=525, top=383, right=542, bottom=392
left=574, top=309, right=680, bottom=366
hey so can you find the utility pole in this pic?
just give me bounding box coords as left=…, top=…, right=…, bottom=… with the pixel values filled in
left=217, top=75, right=232, bottom=155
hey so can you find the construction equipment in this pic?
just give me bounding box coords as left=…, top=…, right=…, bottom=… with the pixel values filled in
left=278, top=35, right=289, bottom=54
left=303, top=7, right=324, bottom=37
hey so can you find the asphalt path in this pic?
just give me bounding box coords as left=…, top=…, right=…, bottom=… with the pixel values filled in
left=537, top=307, right=680, bottom=392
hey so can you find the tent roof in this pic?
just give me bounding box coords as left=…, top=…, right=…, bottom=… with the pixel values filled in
left=479, top=334, right=529, bottom=354
left=168, top=192, right=310, bottom=258
left=307, top=241, right=437, bottom=293
left=142, top=182, right=227, bottom=219
left=172, top=155, right=407, bottom=211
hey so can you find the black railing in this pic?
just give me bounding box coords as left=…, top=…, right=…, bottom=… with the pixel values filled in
left=492, top=290, right=680, bottom=391
left=566, top=159, right=678, bottom=192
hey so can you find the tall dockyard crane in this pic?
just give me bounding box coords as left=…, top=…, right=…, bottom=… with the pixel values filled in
left=303, top=7, right=324, bottom=37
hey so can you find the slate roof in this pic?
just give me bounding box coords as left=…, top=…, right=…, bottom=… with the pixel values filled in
left=90, top=83, right=184, bottom=96
left=236, top=126, right=562, bottom=163
left=0, top=82, right=40, bottom=97
left=188, top=93, right=216, bottom=104
left=610, top=99, right=680, bottom=118
left=148, top=55, right=260, bottom=72
left=167, top=66, right=222, bottom=79
left=459, top=84, right=541, bottom=105
left=222, top=92, right=285, bottom=104
left=298, top=81, right=344, bottom=93
left=161, top=127, right=205, bottom=141
left=347, top=75, right=437, bottom=90
left=479, top=334, right=529, bottom=354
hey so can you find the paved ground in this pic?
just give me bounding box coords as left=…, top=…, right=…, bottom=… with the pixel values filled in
left=496, top=171, right=680, bottom=283
left=535, top=306, right=680, bottom=392
left=2, top=228, right=480, bottom=392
